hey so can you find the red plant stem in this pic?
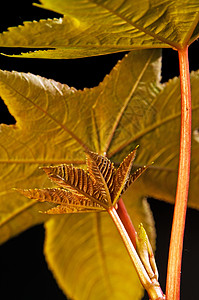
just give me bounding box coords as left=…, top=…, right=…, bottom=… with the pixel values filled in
left=166, top=47, right=192, bottom=300
left=108, top=206, right=165, bottom=300
left=117, top=198, right=137, bottom=248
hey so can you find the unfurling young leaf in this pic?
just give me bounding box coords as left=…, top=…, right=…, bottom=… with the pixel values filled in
left=85, top=151, right=115, bottom=206
left=136, top=223, right=159, bottom=281
left=17, top=148, right=165, bottom=299
left=17, top=188, right=105, bottom=214
left=18, top=148, right=147, bottom=214
left=42, top=164, right=108, bottom=208
left=112, top=146, right=138, bottom=205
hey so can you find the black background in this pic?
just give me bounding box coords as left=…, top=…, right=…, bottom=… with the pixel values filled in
left=0, top=1, right=199, bottom=299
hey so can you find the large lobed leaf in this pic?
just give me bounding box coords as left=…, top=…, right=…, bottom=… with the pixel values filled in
left=0, top=0, right=198, bottom=58
left=0, top=49, right=160, bottom=244
left=0, top=49, right=199, bottom=299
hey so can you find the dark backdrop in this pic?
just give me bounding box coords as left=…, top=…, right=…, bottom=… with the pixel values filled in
left=0, top=1, right=199, bottom=299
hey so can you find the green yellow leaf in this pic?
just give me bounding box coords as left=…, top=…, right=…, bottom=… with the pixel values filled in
left=118, top=71, right=199, bottom=210
left=0, top=49, right=159, bottom=299
left=44, top=191, right=155, bottom=300
left=1, top=49, right=199, bottom=299
left=0, top=0, right=198, bottom=58
left=1, top=48, right=198, bottom=244
left=36, top=0, right=199, bottom=48
left=0, top=74, right=77, bottom=244
left=189, top=22, right=199, bottom=44
left=0, top=51, right=160, bottom=242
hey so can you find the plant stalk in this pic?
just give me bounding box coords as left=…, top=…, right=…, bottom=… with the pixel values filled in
left=117, top=198, right=137, bottom=248
left=166, top=46, right=192, bottom=300
left=108, top=206, right=165, bottom=300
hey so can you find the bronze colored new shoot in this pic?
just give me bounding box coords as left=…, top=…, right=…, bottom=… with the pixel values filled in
left=17, top=147, right=164, bottom=299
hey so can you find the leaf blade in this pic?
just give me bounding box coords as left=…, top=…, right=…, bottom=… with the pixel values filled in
left=1, top=50, right=199, bottom=300
left=42, top=164, right=108, bottom=208
left=34, top=0, right=199, bottom=49
left=85, top=151, right=115, bottom=206
left=44, top=191, right=155, bottom=300
left=17, top=188, right=105, bottom=212
left=112, top=147, right=137, bottom=204
left=0, top=1, right=198, bottom=58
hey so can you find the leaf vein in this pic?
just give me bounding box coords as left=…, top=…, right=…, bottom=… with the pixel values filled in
left=1, top=79, right=90, bottom=152
left=109, top=103, right=199, bottom=158
left=89, top=0, right=178, bottom=48
left=104, top=50, right=156, bottom=153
